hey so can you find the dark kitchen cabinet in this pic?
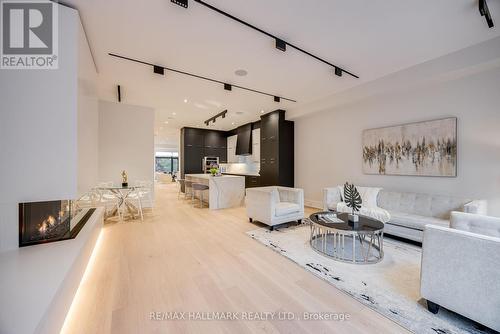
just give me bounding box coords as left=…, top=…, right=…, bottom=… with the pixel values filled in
left=184, top=128, right=204, bottom=147
left=204, top=130, right=227, bottom=162
left=245, top=175, right=260, bottom=188
left=259, top=110, right=294, bottom=187
left=183, top=146, right=203, bottom=174
left=215, top=148, right=227, bottom=163
left=180, top=128, right=228, bottom=185
left=204, top=130, right=226, bottom=149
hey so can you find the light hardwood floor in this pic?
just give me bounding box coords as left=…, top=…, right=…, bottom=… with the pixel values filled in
left=61, top=182, right=408, bottom=334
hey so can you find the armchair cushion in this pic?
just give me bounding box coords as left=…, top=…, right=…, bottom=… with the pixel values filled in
left=275, top=202, right=301, bottom=217
left=450, top=211, right=500, bottom=238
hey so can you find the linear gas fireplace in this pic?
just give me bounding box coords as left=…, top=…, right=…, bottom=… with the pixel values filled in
left=19, top=200, right=95, bottom=247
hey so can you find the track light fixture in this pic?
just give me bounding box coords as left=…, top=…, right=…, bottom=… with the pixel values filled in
left=108, top=53, right=297, bottom=102
left=171, top=0, right=188, bottom=8
left=275, top=38, right=286, bottom=52
left=204, top=110, right=228, bottom=126
left=117, top=85, right=121, bottom=102
left=172, top=0, right=359, bottom=79
left=334, top=67, right=342, bottom=77
left=274, top=96, right=280, bottom=103
left=153, top=65, right=165, bottom=75
left=479, top=0, right=494, bottom=28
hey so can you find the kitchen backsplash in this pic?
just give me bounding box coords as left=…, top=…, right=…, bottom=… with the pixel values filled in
left=219, top=159, right=260, bottom=175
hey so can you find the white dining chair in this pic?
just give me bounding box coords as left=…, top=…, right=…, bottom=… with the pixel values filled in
left=95, top=181, right=121, bottom=220
left=134, top=180, right=154, bottom=212
left=123, top=187, right=144, bottom=222
left=75, top=189, right=100, bottom=210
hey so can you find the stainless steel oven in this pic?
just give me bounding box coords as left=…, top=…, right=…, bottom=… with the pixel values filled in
left=202, top=157, right=219, bottom=173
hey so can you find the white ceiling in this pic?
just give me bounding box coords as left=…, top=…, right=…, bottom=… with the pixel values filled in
left=66, top=0, right=500, bottom=149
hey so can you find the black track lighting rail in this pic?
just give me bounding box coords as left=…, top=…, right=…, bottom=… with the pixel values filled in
left=479, top=0, right=494, bottom=28
left=108, top=53, right=297, bottom=103
left=117, top=85, right=122, bottom=102
left=175, top=0, right=359, bottom=79
left=205, top=110, right=227, bottom=126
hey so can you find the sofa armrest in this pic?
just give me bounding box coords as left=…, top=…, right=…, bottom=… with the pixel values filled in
left=463, top=200, right=488, bottom=215
left=450, top=211, right=500, bottom=238
left=421, top=225, right=500, bottom=331
left=323, top=187, right=341, bottom=211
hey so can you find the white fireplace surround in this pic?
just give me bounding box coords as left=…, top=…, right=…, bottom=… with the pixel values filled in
left=0, top=208, right=104, bottom=334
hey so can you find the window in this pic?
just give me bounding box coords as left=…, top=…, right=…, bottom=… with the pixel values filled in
left=155, top=152, right=179, bottom=174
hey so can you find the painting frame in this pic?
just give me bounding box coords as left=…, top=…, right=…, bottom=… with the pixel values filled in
left=362, top=117, right=457, bottom=177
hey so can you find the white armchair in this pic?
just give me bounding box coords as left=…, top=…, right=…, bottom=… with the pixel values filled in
left=420, top=211, right=500, bottom=331
left=245, top=186, right=304, bottom=230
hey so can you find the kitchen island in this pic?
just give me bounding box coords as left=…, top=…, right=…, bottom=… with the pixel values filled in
left=185, top=174, right=245, bottom=210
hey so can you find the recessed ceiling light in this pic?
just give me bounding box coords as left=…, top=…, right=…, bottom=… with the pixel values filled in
left=231, top=122, right=235, bottom=125
left=235, top=69, right=248, bottom=77
left=194, top=103, right=208, bottom=109
left=184, top=99, right=188, bottom=103
left=260, top=110, right=265, bottom=114
left=172, top=112, right=176, bottom=115
left=164, top=121, right=169, bottom=124
left=205, top=100, right=221, bottom=108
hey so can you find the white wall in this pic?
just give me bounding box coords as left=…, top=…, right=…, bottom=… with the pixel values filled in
left=0, top=6, right=92, bottom=252
left=295, top=66, right=500, bottom=216
left=98, top=101, right=155, bottom=195
left=77, top=19, right=99, bottom=197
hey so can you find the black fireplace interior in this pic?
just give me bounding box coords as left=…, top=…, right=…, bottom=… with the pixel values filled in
left=19, top=200, right=95, bottom=247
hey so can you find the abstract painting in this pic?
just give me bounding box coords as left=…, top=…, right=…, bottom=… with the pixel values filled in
left=362, top=118, right=457, bottom=177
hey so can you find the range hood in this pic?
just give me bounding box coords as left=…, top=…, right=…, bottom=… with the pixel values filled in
left=235, top=123, right=252, bottom=156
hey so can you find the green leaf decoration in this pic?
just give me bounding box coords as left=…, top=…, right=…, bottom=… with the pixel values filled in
left=344, top=182, right=362, bottom=214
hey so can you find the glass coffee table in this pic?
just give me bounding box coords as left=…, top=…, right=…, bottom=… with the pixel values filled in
left=308, top=211, right=384, bottom=264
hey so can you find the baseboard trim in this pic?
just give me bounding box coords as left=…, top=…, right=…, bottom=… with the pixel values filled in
left=305, top=199, right=323, bottom=210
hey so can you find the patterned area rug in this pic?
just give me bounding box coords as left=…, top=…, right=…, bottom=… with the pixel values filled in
left=247, top=223, right=494, bottom=334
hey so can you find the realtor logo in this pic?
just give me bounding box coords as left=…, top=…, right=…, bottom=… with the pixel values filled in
left=1, top=0, right=58, bottom=69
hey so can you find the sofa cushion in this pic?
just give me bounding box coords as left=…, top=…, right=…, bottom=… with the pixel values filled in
left=337, top=202, right=391, bottom=223
left=389, top=211, right=449, bottom=230
left=378, top=191, right=469, bottom=219
left=275, top=202, right=300, bottom=217
left=339, top=185, right=381, bottom=208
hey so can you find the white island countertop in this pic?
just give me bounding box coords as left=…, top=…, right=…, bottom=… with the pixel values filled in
left=186, top=174, right=244, bottom=179
left=185, top=174, right=245, bottom=210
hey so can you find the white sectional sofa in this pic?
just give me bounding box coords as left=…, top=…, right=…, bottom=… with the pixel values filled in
left=421, top=211, right=500, bottom=331
left=323, top=187, right=487, bottom=242
left=246, top=186, right=304, bottom=230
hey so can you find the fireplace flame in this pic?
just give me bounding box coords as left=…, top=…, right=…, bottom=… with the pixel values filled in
left=38, top=215, right=57, bottom=234
left=39, top=222, right=48, bottom=234
left=47, top=215, right=56, bottom=226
